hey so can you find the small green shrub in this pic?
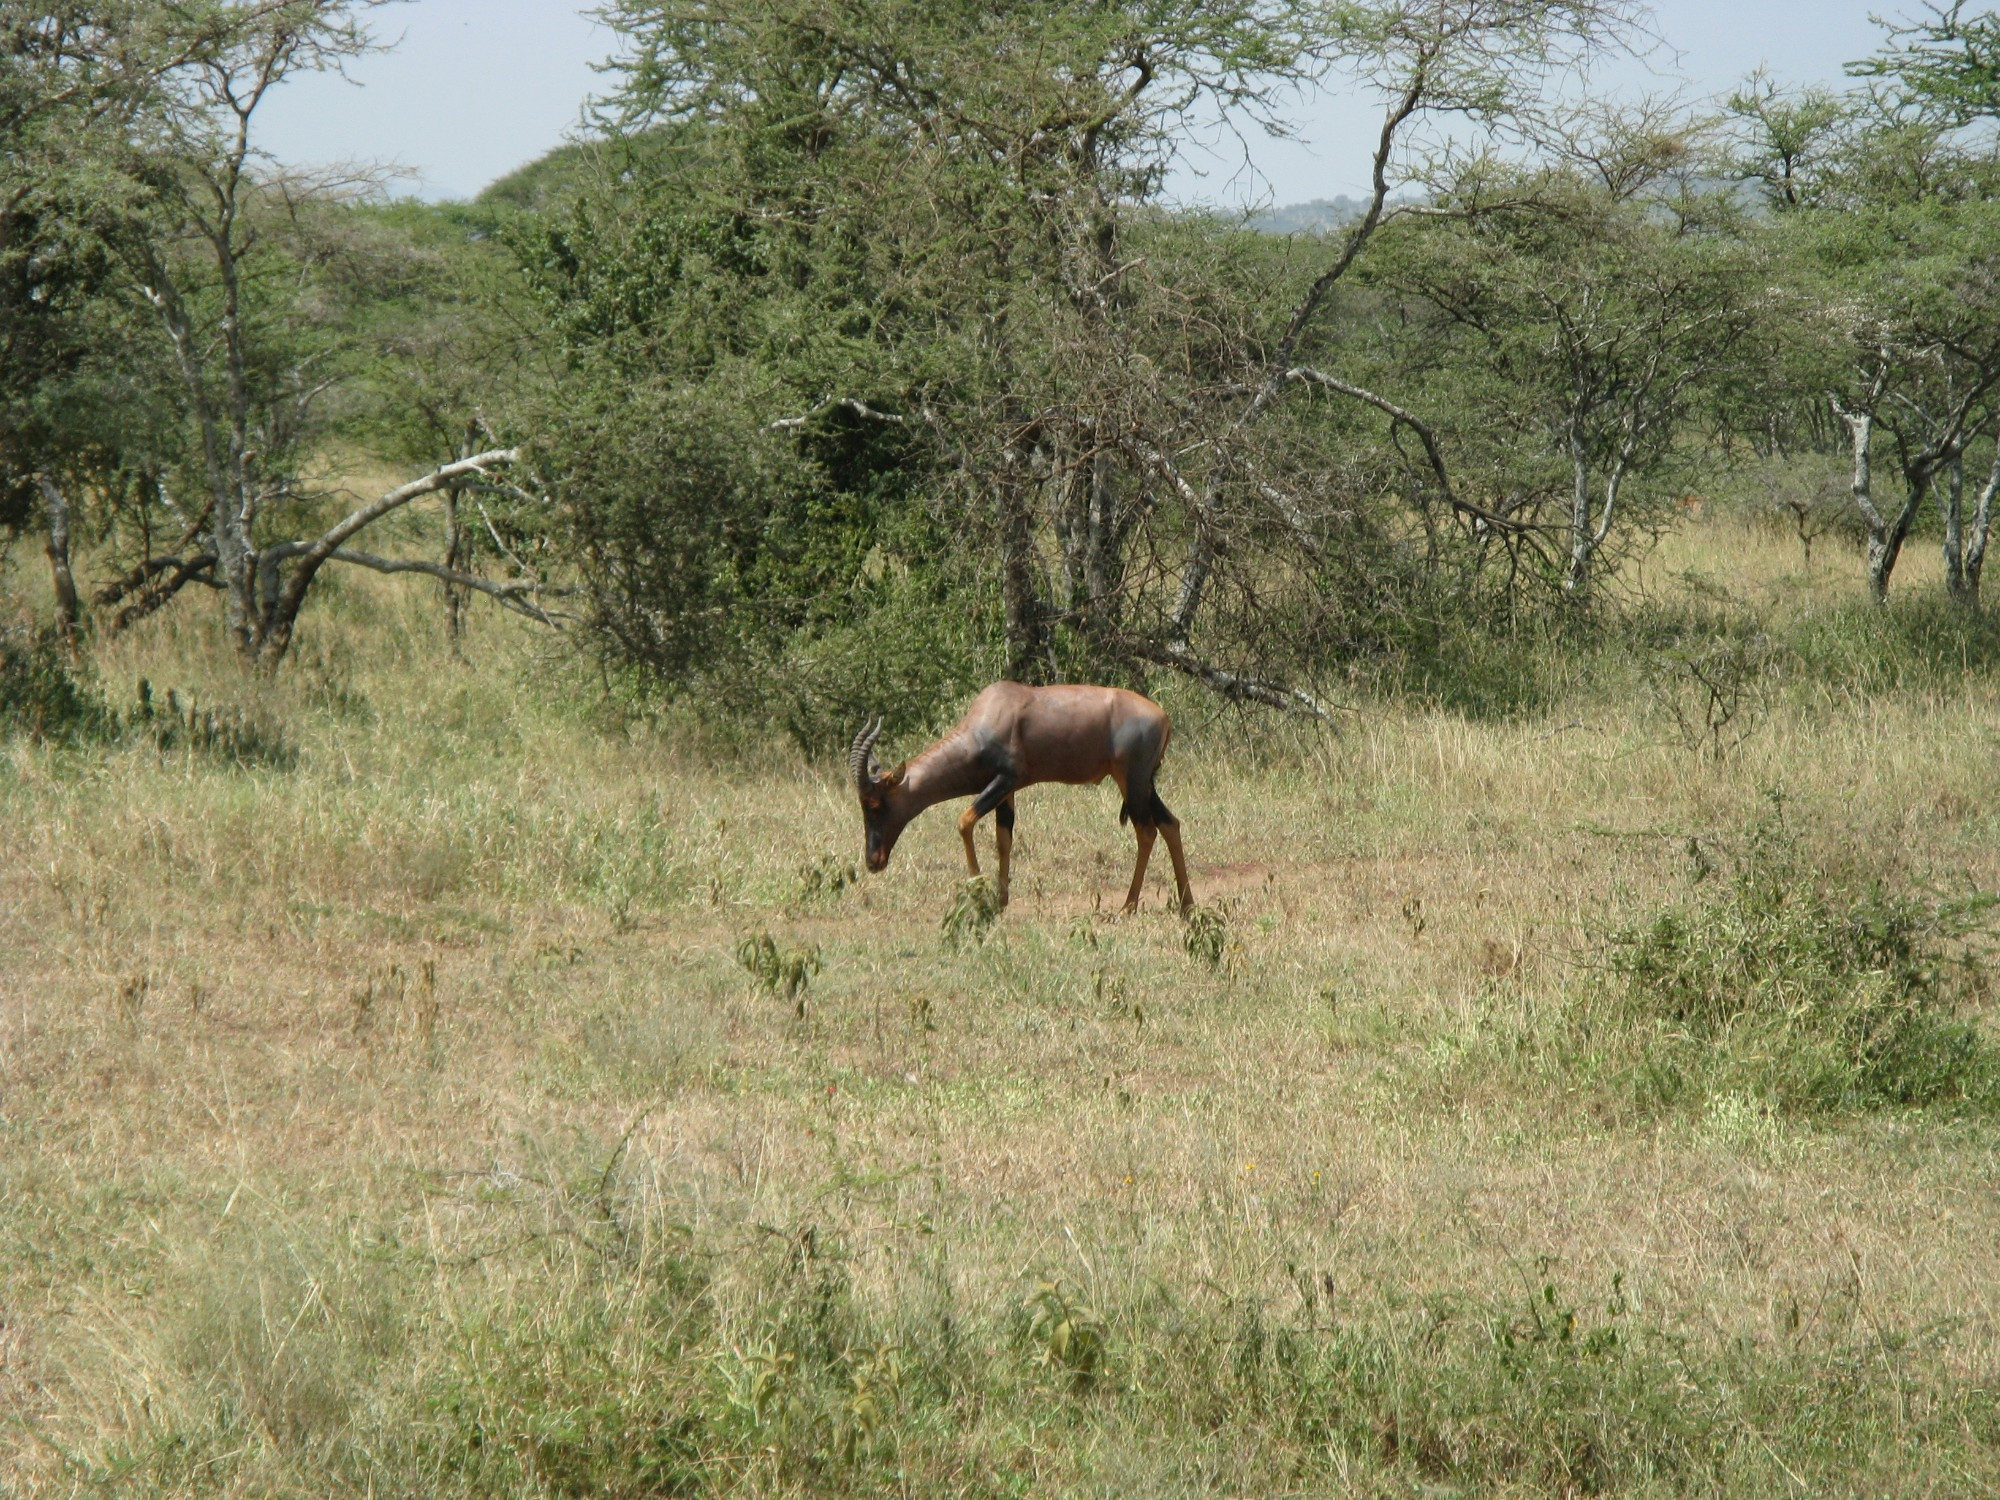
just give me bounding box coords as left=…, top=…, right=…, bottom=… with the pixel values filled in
left=0, top=626, right=114, bottom=743
left=736, top=933, right=823, bottom=1014
left=940, top=876, right=1002, bottom=950
left=1020, top=1279, right=1108, bottom=1392
left=1182, top=903, right=1230, bottom=970
left=1606, top=799, right=2000, bottom=1114
left=794, top=852, right=859, bottom=907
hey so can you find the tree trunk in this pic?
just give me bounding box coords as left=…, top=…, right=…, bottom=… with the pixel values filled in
left=1963, top=442, right=2000, bottom=608
left=1943, top=449, right=1974, bottom=604
left=1835, top=399, right=1912, bottom=605
left=443, top=485, right=469, bottom=649
left=1564, top=425, right=1594, bottom=596
left=35, top=476, right=81, bottom=652
left=994, top=471, right=1048, bottom=682
left=1867, top=507, right=1916, bottom=604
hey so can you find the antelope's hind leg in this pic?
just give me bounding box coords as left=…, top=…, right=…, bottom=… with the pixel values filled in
left=1119, top=775, right=1193, bottom=915
left=994, top=796, right=1015, bottom=907
left=1122, top=820, right=1158, bottom=914
left=1156, top=803, right=1194, bottom=914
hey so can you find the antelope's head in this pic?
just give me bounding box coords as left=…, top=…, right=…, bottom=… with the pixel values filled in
left=850, top=717, right=908, bottom=872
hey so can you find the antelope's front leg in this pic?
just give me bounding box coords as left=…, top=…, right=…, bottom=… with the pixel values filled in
left=957, top=804, right=982, bottom=878
left=959, top=773, right=1016, bottom=898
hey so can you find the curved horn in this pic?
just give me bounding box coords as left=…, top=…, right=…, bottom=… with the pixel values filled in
left=849, top=717, right=884, bottom=793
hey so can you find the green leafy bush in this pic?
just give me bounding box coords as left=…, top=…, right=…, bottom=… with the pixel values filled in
left=0, top=625, right=114, bottom=743
left=1607, top=799, right=2000, bottom=1114
left=940, top=876, right=1002, bottom=950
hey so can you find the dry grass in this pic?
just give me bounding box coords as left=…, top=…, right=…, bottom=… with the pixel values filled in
left=4, top=512, right=2000, bottom=1495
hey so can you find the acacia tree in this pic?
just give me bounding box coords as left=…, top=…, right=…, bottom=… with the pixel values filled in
left=1370, top=150, right=1760, bottom=598
left=1722, top=70, right=1855, bottom=212
left=11, top=2, right=557, bottom=669
left=1851, top=0, right=2000, bottom=125
left=1, top=4, right=184, bottom=647
left=1793, top=200, right=2000, bottom=605
left=552, top=0, right=1642, bottom=739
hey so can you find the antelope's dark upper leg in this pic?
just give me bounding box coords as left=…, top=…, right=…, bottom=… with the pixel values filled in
left=971, top=771, right=1016, bottom=818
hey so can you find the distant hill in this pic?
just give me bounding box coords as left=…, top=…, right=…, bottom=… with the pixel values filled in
left=1244, top=197, right=1371, bottom=235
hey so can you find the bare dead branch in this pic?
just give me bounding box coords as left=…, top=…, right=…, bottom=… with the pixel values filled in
left=314, top=548, right=576, bottom=626
left=108, top=553, right=222, bottom=632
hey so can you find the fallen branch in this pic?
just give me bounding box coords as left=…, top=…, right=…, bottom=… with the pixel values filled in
left=1121, top=636, right=1344, bottom=733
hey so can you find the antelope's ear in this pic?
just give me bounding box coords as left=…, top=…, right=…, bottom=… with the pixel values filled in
left=884, top=762, right=908, bottom=787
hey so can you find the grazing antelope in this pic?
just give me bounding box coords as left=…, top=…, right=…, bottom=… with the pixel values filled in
left=850, top=682, right=1194, bottom=914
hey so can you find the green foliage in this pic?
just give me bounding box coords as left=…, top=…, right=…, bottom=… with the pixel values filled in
left=735, top=933, right=823, bottom=1014
left=0, top=629, right=303, bottom=769
left=1724, top=71, right=1856, bottom=211
left=539, top=0, right=1658, bottom=719
left=940, top=876, right=1002, bottom=950
left=793, top=852, right=859, bottom=907
left=1852, top=1, right=2000, bottom=126
left=50, top=1147, right=2000, bottom=1497
left=412, top=1238, right=717, bottom=1496
left=1353, top=592, right=1575, bottom=719
left=1020, top=1279, right=1108, bottom=1392
left=1606, top=796, right=2000, bottom=1114
left=1783, top=593, right=2000, bottom=695
left=1182, top=903, right=1231, bottom=970
left=1365, top=171, right=1760, bottom=595
left=0, top=626, right=114, bottom=744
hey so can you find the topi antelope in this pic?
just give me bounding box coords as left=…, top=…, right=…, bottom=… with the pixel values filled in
left=850, top=682, right=1194, bottom=914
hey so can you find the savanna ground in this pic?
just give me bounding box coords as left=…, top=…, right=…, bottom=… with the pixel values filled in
left=6, top=499, right=2000, bottom=1497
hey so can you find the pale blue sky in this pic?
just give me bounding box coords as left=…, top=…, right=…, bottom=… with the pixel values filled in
left=254, top=1, right=1905, bottom=206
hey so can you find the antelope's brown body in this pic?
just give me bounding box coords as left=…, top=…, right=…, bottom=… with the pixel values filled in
left=850, top=682, right=1194, bottom=913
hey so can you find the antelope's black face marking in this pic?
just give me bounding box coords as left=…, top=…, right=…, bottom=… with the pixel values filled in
left=859, top=790, right=904, bottom=872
